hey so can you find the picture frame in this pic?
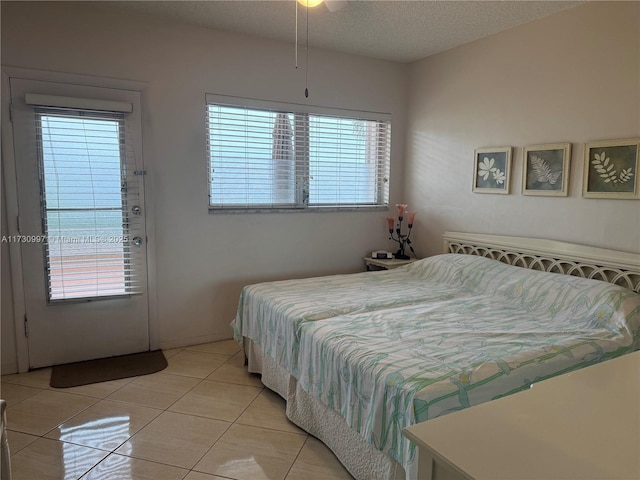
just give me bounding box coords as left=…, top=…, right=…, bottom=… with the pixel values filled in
left=582, top=138, right=640, bottom=199
left=472, top=147, right=512, bottom=194
left=522, top=143, right=571, bottom=196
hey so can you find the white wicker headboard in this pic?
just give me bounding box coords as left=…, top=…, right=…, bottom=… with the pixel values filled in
left=443, top=232, right=640, bottom=294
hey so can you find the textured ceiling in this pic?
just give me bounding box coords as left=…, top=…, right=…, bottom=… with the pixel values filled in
left=108, top=1, right=582, bottom=63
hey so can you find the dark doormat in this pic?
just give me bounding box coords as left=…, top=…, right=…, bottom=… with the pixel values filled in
left=50, top=350, right=168, bottom=388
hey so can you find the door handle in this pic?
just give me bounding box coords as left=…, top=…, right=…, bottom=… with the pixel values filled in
left=132, top=236, right=143, bottom=246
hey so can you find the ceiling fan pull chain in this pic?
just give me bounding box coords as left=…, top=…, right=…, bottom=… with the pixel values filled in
left=305, top=3, right=309, bottom=98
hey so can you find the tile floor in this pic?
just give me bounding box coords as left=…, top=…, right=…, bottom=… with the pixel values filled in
left=1, top=340, right=354, bottom=480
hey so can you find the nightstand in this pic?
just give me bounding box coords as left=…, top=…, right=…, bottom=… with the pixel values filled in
left=364, top=256, right=417, bottom=271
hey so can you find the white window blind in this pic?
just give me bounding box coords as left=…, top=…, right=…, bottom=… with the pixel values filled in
left=34, top=107, right=144, bottom=301
left=206, top=96, right=391, bottom=210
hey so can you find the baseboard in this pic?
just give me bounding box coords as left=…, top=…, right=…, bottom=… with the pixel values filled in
left=158, top=334, right=233, bottom=351
left=1, top=362, right=18, bottom=375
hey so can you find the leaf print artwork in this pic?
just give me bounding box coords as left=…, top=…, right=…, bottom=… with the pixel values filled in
left=530, top=155, right=561, bottom=185
left=592, top=151, right=634, bottom=184
left=522, top=144, right=569, bottom=196
left=478, top=158, right=504, bottom=186
left=584, top=141, right=639, bottom=198
left=477, top=157, right=496, bottom=181
left=473, top=147, right=510, bottom=193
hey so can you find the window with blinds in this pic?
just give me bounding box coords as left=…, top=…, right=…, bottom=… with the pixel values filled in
left=206, top=96, right=391, bottom=210
left=35, top=107, right=143, bottom=301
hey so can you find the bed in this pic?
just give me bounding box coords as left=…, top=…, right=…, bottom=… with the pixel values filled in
left=231, top=232, right=640, bottom=480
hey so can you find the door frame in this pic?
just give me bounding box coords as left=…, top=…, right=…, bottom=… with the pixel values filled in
left=1, top=66, right=159, bottom=372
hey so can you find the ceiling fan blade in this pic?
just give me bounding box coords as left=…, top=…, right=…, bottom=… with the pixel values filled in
left=324, top=0, right=348, bottom=12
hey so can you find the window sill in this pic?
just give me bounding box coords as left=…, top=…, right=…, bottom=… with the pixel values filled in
left=208, top=205, right=389, bottom=214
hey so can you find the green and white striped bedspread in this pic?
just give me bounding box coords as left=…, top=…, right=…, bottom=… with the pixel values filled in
left=231, top=254, right=640, bottom=474
left=232, top=255, right=478, bottom=376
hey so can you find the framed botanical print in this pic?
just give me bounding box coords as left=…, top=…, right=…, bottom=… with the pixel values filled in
left=473, top=147, right=512, bottom=194
left=582, top=138, right=640, bottom=199
left=522, top=143, right=571, bottom=196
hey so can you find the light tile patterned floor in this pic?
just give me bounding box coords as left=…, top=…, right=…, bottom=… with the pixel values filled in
left=1, top=340, right=354, bottom=480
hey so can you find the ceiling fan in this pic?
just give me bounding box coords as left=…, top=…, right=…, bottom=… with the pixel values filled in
left=297, top=0, right=348, bottom=13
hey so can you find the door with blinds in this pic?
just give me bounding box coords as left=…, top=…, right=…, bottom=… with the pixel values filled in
left=9, top=78, right=149, bottom=368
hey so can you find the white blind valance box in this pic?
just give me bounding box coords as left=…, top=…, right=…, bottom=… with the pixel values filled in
left=25, top=93, right=133, bottom=113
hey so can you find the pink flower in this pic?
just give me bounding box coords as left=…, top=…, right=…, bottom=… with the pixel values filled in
left=386, top=217, right=395, bottom=230
left=407, top=211, right=416, bottom=225
left=396, top=204, right=408, bottom=217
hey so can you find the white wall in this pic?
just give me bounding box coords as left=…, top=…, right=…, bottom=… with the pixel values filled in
left=0, top=2, right=408, bottom=365
left=405, top=1, right=640, bottom=257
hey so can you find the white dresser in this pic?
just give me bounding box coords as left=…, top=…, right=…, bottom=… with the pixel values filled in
left=404, top=351, right=640, bottom=480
